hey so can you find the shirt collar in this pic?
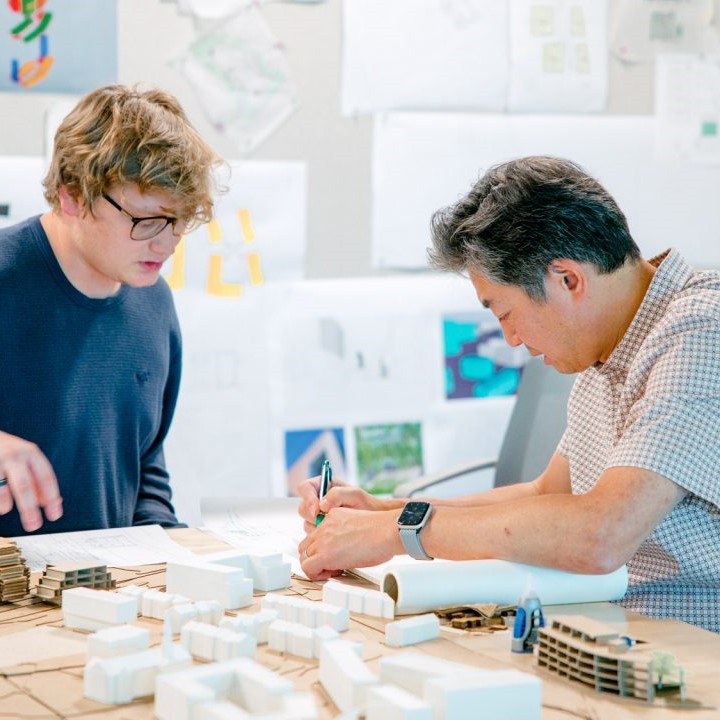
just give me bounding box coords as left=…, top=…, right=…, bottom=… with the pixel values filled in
left=598, top=248, right=694, bottom=375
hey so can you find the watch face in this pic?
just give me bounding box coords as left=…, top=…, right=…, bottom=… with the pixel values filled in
left=398, top=501, right=431, bottom=527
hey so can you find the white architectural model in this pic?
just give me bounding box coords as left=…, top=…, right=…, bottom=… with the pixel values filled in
left=385, top=613, right=440, bottom=647
left=267, top=619, right=340, bottom=659
left=380, top=651, right=541, bottom=720
left=261, top=593, right=349, bottom=631
left=220, top=608, right=279, bottom=643
left=140, top=588, right=190, bottom=620
left=204, top=550, right=292, bottom=592
left=323, top=579, right=395, bottom=619
left=84, top=621, right=191, bottom=704
left=86, top=625, right=150, bottom=659
left=181, top=620, right=256, bottom=661
left=72, top=577, right=542, bottom=717
left=155, top=657, right=316, bottom=719
left=366, top=684, right=432, bottom=719
left=63, top=587, right=137, bottom=631
left=319, top=639, right=378, bottom=713
left=169, top=600, right=225, bottom=633
left=165, top=560, right=253, bottom=610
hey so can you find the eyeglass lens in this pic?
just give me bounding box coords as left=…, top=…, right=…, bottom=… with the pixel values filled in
left=131, top=218, right=174, bottom=241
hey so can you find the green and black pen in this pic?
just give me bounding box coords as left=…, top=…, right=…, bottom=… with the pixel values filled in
left=315, top=459, right=332, bottom=527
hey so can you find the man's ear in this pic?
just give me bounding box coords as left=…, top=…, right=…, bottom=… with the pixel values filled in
left=548, top=260, right=585, bottom=295
left=57, top=186, right=84, bottom=218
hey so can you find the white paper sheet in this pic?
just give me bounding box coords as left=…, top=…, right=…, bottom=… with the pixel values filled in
left=163, top=289, right=273, bottom=526
left=13, top=525, right=197, bottom=572
left=508, top=0, right=608, bottom=112
left=377, top=558, right=629, bottom=615
left=0, top=156, right=46, bottom=228
left=372, top=112, right=720, bottom=270
left=341, top=0, right=508, bottom=114
left=201, top=496, right=304, bottom=575
left=655, top=53, right=720, bottom=165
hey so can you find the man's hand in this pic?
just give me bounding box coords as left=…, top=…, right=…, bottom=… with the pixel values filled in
left=0, top=431, right=63, bottom=532
left=298, top=507, right=403, bottom=581
left=297, top=476, right=403, bottom=535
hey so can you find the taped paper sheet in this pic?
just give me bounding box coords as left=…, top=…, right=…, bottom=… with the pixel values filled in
left=380, top=559, right=628, bottom=615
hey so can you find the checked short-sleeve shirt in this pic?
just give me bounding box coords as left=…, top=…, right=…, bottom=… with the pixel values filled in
left=558, top=249, right=720, bottom=632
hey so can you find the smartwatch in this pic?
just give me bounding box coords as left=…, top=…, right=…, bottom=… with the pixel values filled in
left=397, top=501, right=434, bottom=561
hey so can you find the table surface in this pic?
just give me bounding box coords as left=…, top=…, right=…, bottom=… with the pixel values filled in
left=0, top=527, right=718, bottom=719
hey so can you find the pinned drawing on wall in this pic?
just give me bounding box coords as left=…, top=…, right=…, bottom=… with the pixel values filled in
left=507, top=0, right=608, bottom=112
left=163, top=160, right=306, bottom=297
left=173, top=4, right=297, bottom=154
left=284, top=428, right=346, bottom=497
left=354, top=422, right=423, bottom=496
left=0, top=0, right=118, bottom=93
left=443, top=312, right=528, bottom=400
left=342, top=0, right=509, bottom=114
left=655, top=53, right=720, bottom=165
left=609, top=0, right=720, bottom=64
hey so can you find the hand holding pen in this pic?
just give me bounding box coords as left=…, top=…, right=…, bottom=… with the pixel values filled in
left=315, top=460, right=332, bottom=526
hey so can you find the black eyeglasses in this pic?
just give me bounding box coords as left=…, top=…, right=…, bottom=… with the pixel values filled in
left=102, top=193, right=184, bottom=241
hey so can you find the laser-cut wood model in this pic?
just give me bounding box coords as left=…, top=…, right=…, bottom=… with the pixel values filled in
left=537, top=615, right=686, bottom=704
left=0, top=538, right=30, bottom=602
left=35, top=562, right=115, bottom=605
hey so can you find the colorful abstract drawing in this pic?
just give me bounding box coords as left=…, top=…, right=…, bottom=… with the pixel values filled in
left=284, top=428, right=346, bottom=497
left=354, top=422, right=423, bottom=496
left=8, top=0, right=53, bottom=88
left=2, top=0, right=118, bottom=93
left=443, top=312, right=527, bottom=400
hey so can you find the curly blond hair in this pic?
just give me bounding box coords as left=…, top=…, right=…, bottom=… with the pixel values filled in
left=43, top=84, right=222, bottom=225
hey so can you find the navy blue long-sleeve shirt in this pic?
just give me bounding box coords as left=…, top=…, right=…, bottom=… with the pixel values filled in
left=0, top=216, right=183, bottom=536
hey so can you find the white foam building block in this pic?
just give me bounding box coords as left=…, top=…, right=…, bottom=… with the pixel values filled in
left=141, top=589, right=190, bottom=620
left=423, top=670, right=542, bottom=720
left=268, top=619, right=314, bottom=658
left=366, top=684, right=432, bottom=720
left=155, top=658, right=296, bottom=719
left=62, top=587, right=138, bottom=631
left=181, top=620, right=256, bottom=661
left=84, top=643, right=191, bottom=704
left=385, top=614, right=440, bottom=648
left=86, top=624, right=150, bottom=659
left=117, top=584, right=145, bottom=613
left=196, top=700, right=250, bottom=720
left=319, top=639, right=377, bottom=713
left=267, top=620, right=338, bottom=659
left=379, top=652, right=489, bottom=697
left=261, top=594, right=349, bottom=632
left=169, top=600, right=225, bottom=633
left=204, top=550, right=292, bottom=592
left=220, top=608, right=279, bottom=644
left=323, top=580, right=395, bottom=619
left=166, top=561, right=253, bottom=610
left=313, top=625, right=340, bottom=658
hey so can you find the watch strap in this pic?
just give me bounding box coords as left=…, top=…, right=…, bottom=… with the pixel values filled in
left=399, top=526, right=433, bottom=561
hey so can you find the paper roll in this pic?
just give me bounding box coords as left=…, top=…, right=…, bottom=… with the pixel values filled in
left=381, top=560, right=628, bottom=615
